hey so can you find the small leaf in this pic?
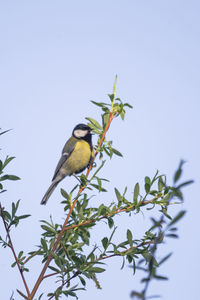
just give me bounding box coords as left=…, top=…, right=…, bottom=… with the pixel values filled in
left=173, top=160, right=185, bottom=183
left=11, top=261, right=17, bottom=268
left=127, top=229, right=133, bottom=247
left=108, top=217, right=114, bottom=229
left=145, top=176, right=151, bottom=185
left=145, top=183, right=150, bottom=193
left=101, top=237, right=109, bottom=250
left=12, top=202, right=16, bottom=218
left=3, top=156, right=15, bottom=169
left=168, top=210, right=186, bottom=227
left=133, top=183, right=139, bottom=204
left=166, top=233, right=179, bottom=238
left=111, top=148, right=123, bottom=157
left=124, top=103, right=133, bottom=109
left=79, top=276, right=86, bottom=286
left=115, top=188, right=122, bottom=203
left=91, top=100, right=110, bottom=107
left=0, top=175, right=20, bottom=181
left=120, top=110, right=125, bottom=120
left=154, top=274, right=168, bottom=280
left=61, top=188, right=69, bottom=200
left=108, top=93, right=114, bottom=102
left=159, top=253, right=173, bottom=266
left=102, top=113, right=110, bottom=128
left=158, top=177, right=164, bottom=191
left=89, top=267, right=105, bottom=273
left=18, top=251, right=24, bottom=259
left=85, top=117, right=102, bottom=130
left=41, top=238, right=48, bottom=252
left=176, top=180, right=194, bottom=189
left=17, top=214, right=31, bottom=220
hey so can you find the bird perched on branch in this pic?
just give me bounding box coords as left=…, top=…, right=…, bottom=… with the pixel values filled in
left=41, top=124, right=93, bottom=205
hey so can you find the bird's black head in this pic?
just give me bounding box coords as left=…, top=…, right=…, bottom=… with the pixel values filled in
left=72, top=123, right=92, bottom=145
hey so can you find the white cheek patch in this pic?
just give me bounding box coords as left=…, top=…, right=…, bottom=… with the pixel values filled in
left=74, top=129, right=88, bottom=138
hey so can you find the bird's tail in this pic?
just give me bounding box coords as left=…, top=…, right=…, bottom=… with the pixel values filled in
left=41, top=180, right=59, bottom=205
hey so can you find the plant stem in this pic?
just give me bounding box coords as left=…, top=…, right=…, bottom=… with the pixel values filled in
left=0, top=203, right=30, bottom=297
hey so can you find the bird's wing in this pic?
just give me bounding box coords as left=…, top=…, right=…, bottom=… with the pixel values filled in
left=52, top=136, right=77, bottom=181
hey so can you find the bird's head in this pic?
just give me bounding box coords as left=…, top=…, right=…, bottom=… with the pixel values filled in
left=72, top=124, right=92, bottom=139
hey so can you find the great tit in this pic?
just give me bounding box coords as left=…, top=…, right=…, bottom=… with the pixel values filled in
left=41, top=124, right=93, bottom=205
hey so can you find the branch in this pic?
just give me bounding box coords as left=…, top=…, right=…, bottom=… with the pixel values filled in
left=0, top=203, right=30, bottom=297
left=63, top=194, right=163, bottom=233
left=30, top=112, right=116, bottom=299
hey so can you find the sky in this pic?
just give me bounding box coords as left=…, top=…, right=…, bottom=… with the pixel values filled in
left=0, top=0, right=200, bottom=299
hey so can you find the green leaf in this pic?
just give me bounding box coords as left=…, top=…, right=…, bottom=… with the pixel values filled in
left=102, top=113, right=110, bottom=129
left=133, top=183, right=139, bottom=204
left=173, top=160, right=185, bottom=183
left=90, top=183, right=107, bottom=192
left=85, top=117, right=102, bottom=130
left=130, top=291, right=144, bottom=299
left=158, top=177, right=164, bottom=191
left=79, top=275, right=86, bottom=286
left=168, top=210, right=186, bottom=227
left=166, top=233, right=179, bottom=238
left=61, top=188, right=69, bottom=200
left=111, top=148, right=123, bottom=157
left=120, top=257, right=125, bottom=270
left=12, top=202, right=16, bottom=218
left=127, top=229, right=133, bottom=247
left=41, top=238, right=48, bottom=252
left=145, top=176, right=151, bottom=185
left=120, top=110, right=125, bottom=120
left=159, top=253, right=172, bottom=266
left=89, top=267, right=105, bottom=273
left=144, top=183, right=150, bottom=193
left=124, top=103, right=133, bottom=109
left=91, top=100, right=110, bottom=107
left=0, top=175, right=20, bottom=181
left=154, top=274, right=168, bottom=280
left=108, top=93, right=114, bottom=102
left=114, top=188, right=122, bottom=203
left=11, top=261, right=17, bottom=268
left=17, top=214, right=31, bottom=220
left=101, top=237, right=109, bottom=250
left=18, top=251, right=24, bottom=259
left=108, top=217, right=114, bottom=229
left=176, top=180, right=194, bottom=189
left=2, top=156, right=16, bottom=170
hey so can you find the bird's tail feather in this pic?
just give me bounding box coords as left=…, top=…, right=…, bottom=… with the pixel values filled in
left=41, top=180, right=59, bottom=205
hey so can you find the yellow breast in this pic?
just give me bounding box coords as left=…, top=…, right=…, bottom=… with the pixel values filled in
left=65, top=140, right=91, bottom=175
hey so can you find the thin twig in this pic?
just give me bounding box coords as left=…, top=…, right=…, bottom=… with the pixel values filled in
left=42, top=272, right=58, bottom=280
left=47, top=271, right=80, bottom=300
left=63, top=194, right=163, bottom=233
left=0, top=203, right=30, bottom=297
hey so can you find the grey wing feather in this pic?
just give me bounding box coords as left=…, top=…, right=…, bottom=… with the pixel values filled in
left=52, top=137, right=77, bottom=181
left=52, top=152, right=70, bottom=180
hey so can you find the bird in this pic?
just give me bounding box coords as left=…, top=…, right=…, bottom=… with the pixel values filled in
left=41, top=123, right=93, bottom=205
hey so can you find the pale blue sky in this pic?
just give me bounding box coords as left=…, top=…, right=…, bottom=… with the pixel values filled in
left=0, top=1, right=200, bottom=299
